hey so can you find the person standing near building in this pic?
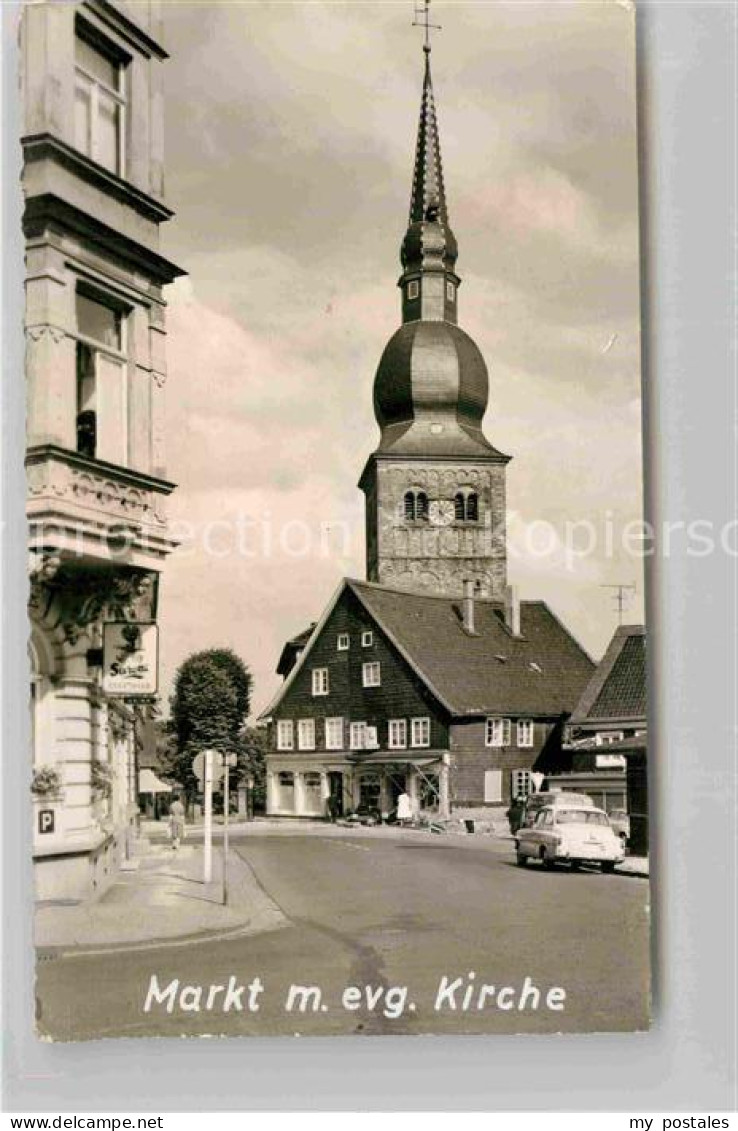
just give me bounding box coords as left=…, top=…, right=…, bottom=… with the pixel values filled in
left=507, top=795, right=526, bottom=835
left=396, top=791, right=413, bottom=827
left=169, top=795, right=186, bottom=850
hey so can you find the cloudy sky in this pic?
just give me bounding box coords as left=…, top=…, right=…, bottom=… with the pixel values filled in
left=156, top=0, right=643, bottom=716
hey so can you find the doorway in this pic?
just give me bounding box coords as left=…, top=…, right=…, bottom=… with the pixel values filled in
left=328, top=772, right=344, bottom=818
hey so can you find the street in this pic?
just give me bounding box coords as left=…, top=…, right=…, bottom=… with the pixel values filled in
left=36, top=831, right=650, bottom=1039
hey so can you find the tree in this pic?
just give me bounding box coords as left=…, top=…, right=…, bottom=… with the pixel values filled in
left=163, top=648, right=252, bottom=800
left=236, top=726, right=268, bottom=813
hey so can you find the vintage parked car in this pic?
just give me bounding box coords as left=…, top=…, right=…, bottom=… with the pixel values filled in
left=608, top=809, right=631, bottom=845
left=520, top=790, right=594, bottom=829
left=515, top=805, right=626, bottom=872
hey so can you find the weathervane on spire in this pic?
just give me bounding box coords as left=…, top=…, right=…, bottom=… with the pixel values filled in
left=413, top=0, right=441, bottom=53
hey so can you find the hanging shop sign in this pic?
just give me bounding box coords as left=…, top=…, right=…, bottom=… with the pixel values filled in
left=102, top=621, right=159, bottom=697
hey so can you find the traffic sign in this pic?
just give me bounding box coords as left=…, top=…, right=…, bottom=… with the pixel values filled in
left=192, top=749, right=224, bottom=789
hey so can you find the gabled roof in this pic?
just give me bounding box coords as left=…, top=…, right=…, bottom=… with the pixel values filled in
left=569, top=624, right=646, bottom=726
left=260, top=578, right=595, bottom=720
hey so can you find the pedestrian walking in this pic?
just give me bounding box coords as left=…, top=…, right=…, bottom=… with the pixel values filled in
left=169, top=794, right=186, bottom=850
left=507, top=795, right=525, bottom=835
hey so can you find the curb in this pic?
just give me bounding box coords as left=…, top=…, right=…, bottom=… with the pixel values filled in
left=35, top=847, right=285, bottom=957
left=36, top=916, right=257, bottom=960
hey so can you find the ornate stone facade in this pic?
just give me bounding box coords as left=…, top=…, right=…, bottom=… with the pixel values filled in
left=23, top=0, right=183, bottom=901
left=364, top=459, right=507, bottom=597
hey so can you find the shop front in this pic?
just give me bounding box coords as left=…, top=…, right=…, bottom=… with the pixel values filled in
left=347, top=752, right=450, bottom=820
left=266, top=758, right=351, bottom=819
left=265, top=752, right=450, bottom=821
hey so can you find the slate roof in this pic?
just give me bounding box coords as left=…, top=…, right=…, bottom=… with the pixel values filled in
left=569, top=625, right=646, bottom=726
left=263, top=578, right=595, bottom=720
left=349, top=581, right=594, bottom=717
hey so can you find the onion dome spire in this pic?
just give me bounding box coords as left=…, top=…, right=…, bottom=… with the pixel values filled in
left=399, top=39, right=459, bottom=325
left=368, top=12, right=507, bottom=461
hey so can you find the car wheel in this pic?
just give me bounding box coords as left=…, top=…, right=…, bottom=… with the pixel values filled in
left=540, top=848, right=555, bottom=871
left=516, top=850, right=527, bottom=867
left=601, top=861, right=616, bottom=873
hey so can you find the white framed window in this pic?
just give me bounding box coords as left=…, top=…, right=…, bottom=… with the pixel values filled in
left=349, top=722, right=367, bottom=751
left=595, top=731, right=625, bottom=746
left=74, top=29, right=127, bottom=176
left=517, top=719, right=535, bottom=748
left=511, top=769, right=533, bottom=800
left=312, top=668, right=329, bottom=696
left=325, top=717, right=344, bottom=750
left=297, top=719, right=316, bottom=751
left=388, top=719, right=407, bottom=749
left=485, top=717, right=512, bottom=747
left=361, top=631, right=374, bottom=648
left=276, top=720, right=294, bottom=751
left=365, top=726, right=379, bottom=749
left=446, top=280, right=455, bottom=301
left=303, top=772, right=322, bottom=801
left=410, top=717, right=430, bottom=748
left=362, top=661, right=381, bottom=688
left=337, top=634, right=350, bottom=651
left=484, top=770, right=503, bottom=803
left=75, top=288, right=128, bottom=466
left=277, top=770, right=295, bottom=809
left=407, top=280, right=420, bottom=300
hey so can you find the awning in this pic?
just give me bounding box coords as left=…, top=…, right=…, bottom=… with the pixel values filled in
left=347, top=753, right=441, bottom=768
left=138, top=768, right=173, bottom=794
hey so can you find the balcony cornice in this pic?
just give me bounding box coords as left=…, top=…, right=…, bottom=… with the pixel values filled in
left=23, top=193, right=186, bottom=286
left=26, top=444, right=177, bottom=496
left=22, top=134, right=174, bottom=225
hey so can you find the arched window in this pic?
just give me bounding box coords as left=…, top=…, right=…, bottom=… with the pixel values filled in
left=455, top=490, right=480, bottom=522
left=404, top=490, right=429, bottom=522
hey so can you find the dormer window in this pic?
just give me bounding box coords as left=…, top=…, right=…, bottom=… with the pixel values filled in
left=446, top=281, right=455, bottom=301
left=407, top=280, right=420, bottom=300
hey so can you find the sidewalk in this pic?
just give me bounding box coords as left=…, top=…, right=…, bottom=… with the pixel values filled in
left=34, top=837, right=285, bottom=952
left=616, top=855, right=650, bottom=878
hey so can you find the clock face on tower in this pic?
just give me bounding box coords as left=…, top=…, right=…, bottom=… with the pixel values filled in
left=429, top=499, right=456, bottom=527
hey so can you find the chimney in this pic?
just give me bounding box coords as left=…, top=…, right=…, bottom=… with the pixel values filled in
left=504, top=584, right=521, bottom=636
left=462, top=579, right=476, bottom=635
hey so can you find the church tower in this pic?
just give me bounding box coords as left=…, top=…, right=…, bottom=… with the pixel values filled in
left=359, top=32, right=510, bottom=599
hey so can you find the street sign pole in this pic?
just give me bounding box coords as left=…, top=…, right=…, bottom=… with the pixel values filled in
left=223, top=757, right=229, bottom=906
left=222, top=753, right=237, bottom=906
left=192, top=748, right=224, bottom=887
left=203, top=749, right=213, bottom=884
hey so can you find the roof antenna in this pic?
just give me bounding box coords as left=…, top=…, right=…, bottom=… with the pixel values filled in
left=600, top=583, right=636, bottom=626
left=413, top=0, right=441, bottom=54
